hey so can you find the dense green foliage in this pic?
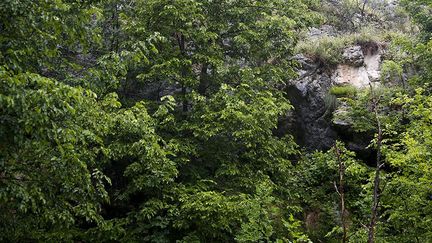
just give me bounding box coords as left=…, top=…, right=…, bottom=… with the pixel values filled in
left=1, top=0, right=432, bottom=242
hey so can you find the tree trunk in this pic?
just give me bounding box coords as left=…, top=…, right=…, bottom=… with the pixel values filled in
left=176, top=32, right=188, bottom=112
left=110, top=3, right=119, bottom=52
left=360, top=0, right=368, bottom=23
left=368, top=84, right=382, bottom=243
left=334, top=143, right=348, bottom=243
left=198, top=63, right=209, bottom=95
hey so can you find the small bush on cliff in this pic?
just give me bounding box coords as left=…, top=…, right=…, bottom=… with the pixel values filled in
left=295, top=36, right=346, bottom=67
left=330, top=85, right=358, bottom=97
left=295, top=27, right=382, bottom=67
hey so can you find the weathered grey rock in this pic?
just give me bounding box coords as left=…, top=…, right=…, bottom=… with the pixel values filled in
left=333, top=45, right=383, bottom=88
left=294, top=54, right=319, bottom=72
left=279, top=41, right=387, bottom=151
left=285, top=77, right=338, bottom=150
left=308, top=25, right=338, bottom=39
left=343, top=46, right=364, bottom=67
left=282, top=55, right=338, bottom=150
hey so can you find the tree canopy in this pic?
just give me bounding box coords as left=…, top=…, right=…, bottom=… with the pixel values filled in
left=1, top=0, right=432, bottom=242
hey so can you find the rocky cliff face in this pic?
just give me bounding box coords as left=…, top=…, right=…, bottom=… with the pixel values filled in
left=284, top=34, right=385, bottom=150
left=285, top=55, right=337, bottom=150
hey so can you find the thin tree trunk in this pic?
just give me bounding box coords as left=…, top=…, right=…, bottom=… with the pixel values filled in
left=198, top=63, right=209, bottom=95
left=176, top=32, right=188, bottom=112
left=360, top=0, right=368, bottom=23
left=334, top=143, right=348, bottom=243
left=368, top=84, right=382, bottom=243
left=111, top=3, right=119, bottom=52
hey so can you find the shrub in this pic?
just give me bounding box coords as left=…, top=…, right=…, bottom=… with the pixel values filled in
left=329, top=85, right=358, bottom=97
left=381, top=60, right=403, bottom=83
left=295, top=26, right=390, bottom=67
left=295, top=35, right=347, bottom=67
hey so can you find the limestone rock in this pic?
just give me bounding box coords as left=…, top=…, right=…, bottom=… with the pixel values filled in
left=334, top=45, right=382, bottom=88
left=342, top=46, right=364, bottom=67
left=333, top=65, right=370, bottom=88
left=283, top=57, right=337, bottom=150
left=280, top=40, right=386, bottom=150
left=308, top=25, right=338, bottom=39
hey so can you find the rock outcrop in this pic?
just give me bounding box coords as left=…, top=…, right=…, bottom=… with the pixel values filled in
left=284, top=41, right=384, bottom=150
left=284, top=55, right=337, bottom=150
left=334, top=43, right=383, bottom=88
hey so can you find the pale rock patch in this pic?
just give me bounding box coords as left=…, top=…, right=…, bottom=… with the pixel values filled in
left=333, top=45, right=382, bottom=88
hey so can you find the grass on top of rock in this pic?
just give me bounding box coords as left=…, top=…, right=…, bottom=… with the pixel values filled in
left=329, top=85, right=358, bottom=97
left=295, top=27, right=395, bottom=67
